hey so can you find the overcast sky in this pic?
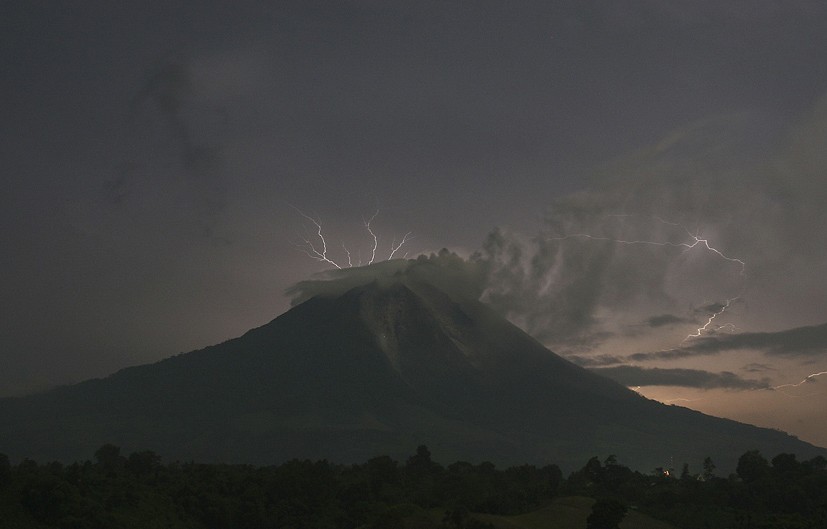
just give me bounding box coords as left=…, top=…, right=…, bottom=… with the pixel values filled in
left=3, top=1, right=827, bottom=447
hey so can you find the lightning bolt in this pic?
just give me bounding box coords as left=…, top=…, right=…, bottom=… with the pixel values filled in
left=342, top=243, right=353, bottom=268
left=558, top=216, right=827, bottom=413
left=682, top=299, right=736, bottom=342
left=364, top=210, right=379, bottom=265
left=388, top=232, right=414, bottom=260
left=548, top=215, right=746, bottom=341
left=772, top=371, right=827, bottom=393
left=290, top=205, right=413, bottom=269
left=662, top=397, right=705, bottom=404
left=290, top=204, right=343, bottom=269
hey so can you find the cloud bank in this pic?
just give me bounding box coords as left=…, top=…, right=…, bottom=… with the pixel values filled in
left=629, top=322, right=827, bottom=362
left=589, top=365, right=770, bottom=390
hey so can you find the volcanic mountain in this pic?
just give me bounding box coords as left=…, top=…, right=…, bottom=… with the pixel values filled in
left=0, top=255, right=822, bottom=471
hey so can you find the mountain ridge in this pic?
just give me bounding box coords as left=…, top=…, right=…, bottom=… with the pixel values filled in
left=1, top=257, right=823, bottom=471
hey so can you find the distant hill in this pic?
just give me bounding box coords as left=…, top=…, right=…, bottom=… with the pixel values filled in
left=0, top=254, right=823, bottom=471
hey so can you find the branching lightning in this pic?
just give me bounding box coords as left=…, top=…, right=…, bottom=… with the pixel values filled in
left=682, top=299, right=736, bottom=343
left=290, top=205, right=413, bottom=269
left=342, top=243, right=352, bottom=268
left=389, top=232, right=413, bottom=260
left=290, top=205, right=343, bottom=269
left=554, top=215, right=827, bottom=408
left=363, top=210, right=379, bottom=265
left=772, top=371, right=827, bottom=395
left=549, top=215, right=746, bottom=341
left=549, top=215, right=827, bottom=416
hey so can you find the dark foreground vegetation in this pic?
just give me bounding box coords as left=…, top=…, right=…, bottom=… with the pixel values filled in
left=1, top=445, right=826, bottom=529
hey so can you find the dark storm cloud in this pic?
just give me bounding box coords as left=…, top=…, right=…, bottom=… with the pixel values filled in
left=476, top=96, right=827, bottom=350
left=566, top=354, right=627, bottom=368
left=630, top=323, right=827, bottom=362
left=590, top=365, right=770, bottom=390
left=646, top=314, right=690, bottom=328
left=743, top=363, right=775, bottom=373
left=121, top=56, right=228, bottom=233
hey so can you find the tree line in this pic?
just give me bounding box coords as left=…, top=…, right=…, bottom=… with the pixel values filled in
left=1, top=445, right=826, bottom=528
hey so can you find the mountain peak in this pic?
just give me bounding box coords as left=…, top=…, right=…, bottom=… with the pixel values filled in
left=1, top=254, right=823, bottom=471
left=287, top=250, right=487, bottom=307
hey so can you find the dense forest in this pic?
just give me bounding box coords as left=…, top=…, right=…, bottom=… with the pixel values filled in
left=1, top=445, right=826, bottom=529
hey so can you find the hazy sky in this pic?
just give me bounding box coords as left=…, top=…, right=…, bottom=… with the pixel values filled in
left=3, top=1, right=827, bottom=447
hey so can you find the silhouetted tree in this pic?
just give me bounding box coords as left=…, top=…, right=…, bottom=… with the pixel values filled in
left=407, top=445, right=437, bottom=474
left=543, top=464, right=563, bottom=494
left=126, top=450, right=162, bottom=476
left=584, top=456, right=603, bottom=483
left=94, top=443, right=123, bottom=475
left=405, top=445, right=444, bottom=506
left=736, top=450, right=769, bottom=483
left=680, top=463, right=691, bottom=481
left=771, top=453, right=800, bottom=475
left=366, top=455, right=401, bottom=500
left=702, top=456, right=716, bottom=480
left=3, top=445, right=827, bottom=529
left=807, top=455, right=826, bottom=471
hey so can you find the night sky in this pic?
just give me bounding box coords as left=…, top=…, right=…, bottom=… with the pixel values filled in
left=4, top=1, right=827, bottom=447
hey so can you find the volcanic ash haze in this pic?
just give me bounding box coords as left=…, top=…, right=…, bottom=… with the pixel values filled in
left=0, top=252, right=823, bottom=471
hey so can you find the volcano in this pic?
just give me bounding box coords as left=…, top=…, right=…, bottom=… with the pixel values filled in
left=0, top=255, right=822, bottom=471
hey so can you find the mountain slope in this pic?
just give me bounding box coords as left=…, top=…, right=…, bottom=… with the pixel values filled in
left=0, top=258, right=822, bottom=471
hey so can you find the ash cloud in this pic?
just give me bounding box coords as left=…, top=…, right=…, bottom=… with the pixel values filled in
left=477, top=226, right=618, bottom=350
left=475, top=97, right=827, bottom=354
left=590, top=365, right=771, bottom=390
left=287, top=249, right=488, bottom=306
left=109, top=55, right=229, bottom=236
